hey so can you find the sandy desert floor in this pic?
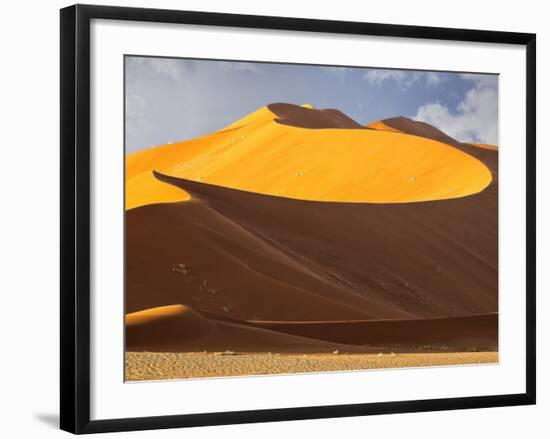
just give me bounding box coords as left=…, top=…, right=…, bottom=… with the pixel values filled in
left=126, top=351, right=498, bottom=381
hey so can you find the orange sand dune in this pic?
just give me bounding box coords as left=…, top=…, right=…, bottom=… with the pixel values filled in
left=126, top=171, right=190, bottom=208
left=126, top=144, right=497, bottom=322
left=368, top=117, right=498, bottom=154
left=126, top=304, right=358, bottom=353
left=126, top=304, right=497, bottom=353
left=126, top=103, right=492, bottom=209
left=126, top=304, right=215, bottom=337
left=365, top=120, right=402, bottom=133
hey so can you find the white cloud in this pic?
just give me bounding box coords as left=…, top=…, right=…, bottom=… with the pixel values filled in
left=365, top=70, right=411, bottom=86
left=425, top=72, right=442, bottom=86
left=413, top=75, right=498, bottom=144
left=364, top=70, right=441, bottom=88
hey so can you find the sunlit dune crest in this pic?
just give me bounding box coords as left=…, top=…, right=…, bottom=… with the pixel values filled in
left=126, top=304, right=358, bottom=353
left=469, top=143, right=498, bottom=151
left=125, top=103, right=493, bottom=209
left=368, top=118, right=499, bottom=152
left=126, top=171, right=190, bottom=209
left=126, top=305, right=216, bottom=350
left=366, top=120, right=403, bottom=133
left=126, top=304, right=204, bottom=326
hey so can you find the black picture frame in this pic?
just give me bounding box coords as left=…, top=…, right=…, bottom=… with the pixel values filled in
left=60, top=4, right=536, bottom=434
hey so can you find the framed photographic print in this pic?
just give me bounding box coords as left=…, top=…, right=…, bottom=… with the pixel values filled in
left=60, top=4, right=536, bottom=434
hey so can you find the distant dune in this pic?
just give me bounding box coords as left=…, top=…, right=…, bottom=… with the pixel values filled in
left=367, top=116, right=463, bottom=146
left=126, top=304, right=356, bottom=353
left=126, top=304, right=497, bottom=353
left=126, top=103, right=492, bottom=208
left=367, top=116, right=498, bottom=179
left=469, top=143, right=499, bottom=151
left=268, top=102, right=365, bottom=129
left=125, top=103, right=498, bottom=367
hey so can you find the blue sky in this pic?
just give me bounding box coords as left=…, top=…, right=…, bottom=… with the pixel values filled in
left=125, top=56, right=498, bottom=153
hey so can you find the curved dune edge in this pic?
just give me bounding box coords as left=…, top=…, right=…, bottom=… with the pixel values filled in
left=125, top=304, right=498, bottom=353
left=126, top=171, right=190, bottom=210
left=366, top=120, right=403, bottom=133
left=268, top=102, right=365, bottom=129
left=126, top=304, right=359, bottom=353
left=368, top=117, right=499, bottom=152
left=247, top=313, right=498, bottom=348
left=469, top=143, right=498, bottom=151
left=126, top=304, right=216, bottom=347
left=126, top=304, right=208, bottom=327
left=125, top=103, right=493, bottom=209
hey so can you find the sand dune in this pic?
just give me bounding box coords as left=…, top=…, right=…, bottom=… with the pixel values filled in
left=268, top=102, right=365, bottom=129
left=469, top=143, right=498, bottom=151
left=367, top=116, right=462, bottom=146
left=125, top=103, right=492, bottom=208
left=126, top=171, right=190, bottom=209
left=126, top=304, right=360, bottom=353
left=365, top=120, right=402, bottom=133
left=126, top=143, right=497, bottom=322
left=125, top=104, right=498, bottom=372
left=126, top=304, right=497, bottom=353
left=368, top=116, right=498, bottom=176
left=126, top=304, right=216, bottom=349
left=125, top=192, right=378, bottom=321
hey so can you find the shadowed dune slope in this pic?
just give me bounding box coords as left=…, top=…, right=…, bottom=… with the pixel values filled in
left=125, top=103, right=492, bottom=208
left=268, top=102, right=365, bottom=129
left=368, top=116, right=462, bottom=146
left=247, top=313, right=498, bottom=348
left=125, top=191, right=381, bottom=321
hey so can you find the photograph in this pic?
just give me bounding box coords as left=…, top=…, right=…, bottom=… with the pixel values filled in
left=124, top=57, right=499, bottom=381
left=0, top=0, right=541, bottom=436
